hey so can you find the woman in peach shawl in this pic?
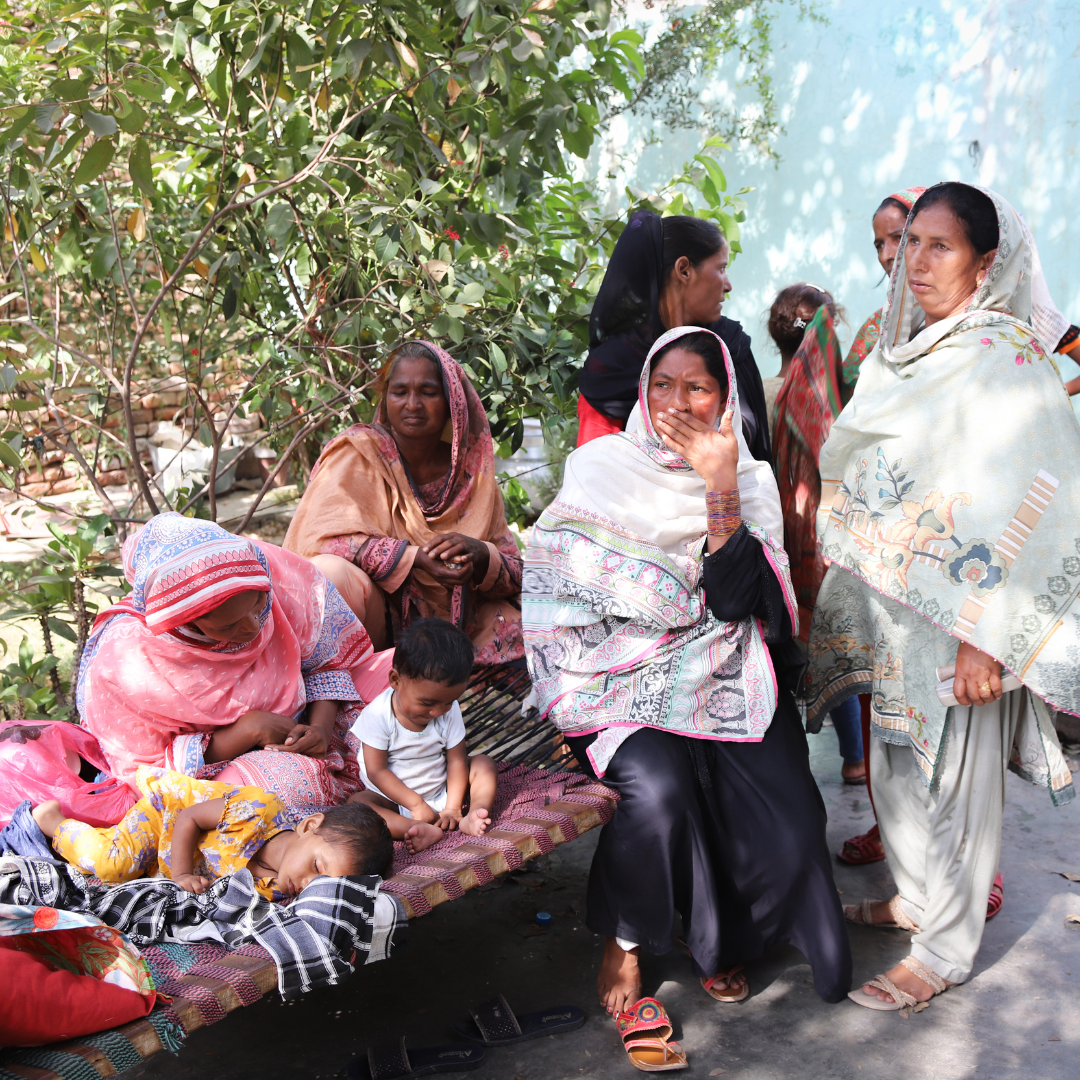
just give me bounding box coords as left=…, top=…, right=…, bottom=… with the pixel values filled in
left=284, top=340, right=523, bottom=666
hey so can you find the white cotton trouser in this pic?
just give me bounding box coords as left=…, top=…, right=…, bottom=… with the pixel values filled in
left=871, top=691, right=1020, bottom=985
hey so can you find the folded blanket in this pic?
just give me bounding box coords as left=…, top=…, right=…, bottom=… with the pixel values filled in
left=0, top=856, right=405, bottom=999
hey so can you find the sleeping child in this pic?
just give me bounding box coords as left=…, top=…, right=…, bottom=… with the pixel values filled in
left=348, top=618, right=497, bottom=856
left=32, top=768, right=392, bottom=899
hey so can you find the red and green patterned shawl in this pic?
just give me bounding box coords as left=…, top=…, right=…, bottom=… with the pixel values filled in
left=841, top=309, right=881, bottom=403
left=772, top=306, right=843, bottom=640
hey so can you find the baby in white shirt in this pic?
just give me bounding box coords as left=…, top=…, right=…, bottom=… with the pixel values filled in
left=349, top=618, right=497, bottom=854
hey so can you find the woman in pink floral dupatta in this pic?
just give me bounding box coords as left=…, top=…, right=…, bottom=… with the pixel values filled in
left=78, top=513, right=390, bottom=816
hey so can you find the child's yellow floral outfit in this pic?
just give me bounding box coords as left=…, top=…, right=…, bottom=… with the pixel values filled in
left=54, top=767, right=291, bottom=899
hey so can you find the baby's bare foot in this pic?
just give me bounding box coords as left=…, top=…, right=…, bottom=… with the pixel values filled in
left=404, top=821, right=444, bottom=854
left=32, top=800, right=65, bottom=839
left=459, top=807, right=491, bottom=837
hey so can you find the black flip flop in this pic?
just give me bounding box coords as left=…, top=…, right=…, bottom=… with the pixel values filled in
left=346, top=1037, right=484, bottom=1079
left=453, top=994, right=586, bottom=1046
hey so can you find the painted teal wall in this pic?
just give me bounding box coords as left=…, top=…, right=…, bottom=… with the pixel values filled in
left=588, top=0, right=1080, bottom=385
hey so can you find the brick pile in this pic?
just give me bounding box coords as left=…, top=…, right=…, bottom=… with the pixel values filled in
left=2, top=358, right=264, bottom=498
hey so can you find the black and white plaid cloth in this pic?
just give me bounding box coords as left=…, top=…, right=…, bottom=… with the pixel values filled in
left=0, top=857, right=406, bottom=999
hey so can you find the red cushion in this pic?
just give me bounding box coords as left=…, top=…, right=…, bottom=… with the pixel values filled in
left=0, top=939, right=155, bottom=1048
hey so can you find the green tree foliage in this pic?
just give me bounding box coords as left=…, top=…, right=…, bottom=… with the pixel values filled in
left=0, top=0, right=775, bottom=538
left=614, top=1, right=779, bottom=156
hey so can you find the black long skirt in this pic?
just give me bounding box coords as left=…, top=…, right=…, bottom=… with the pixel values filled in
left=566, top=695, right=852, bottom=1003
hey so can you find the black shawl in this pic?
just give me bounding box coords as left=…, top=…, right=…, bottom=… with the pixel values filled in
left=579, top=210, right=771, bottom=462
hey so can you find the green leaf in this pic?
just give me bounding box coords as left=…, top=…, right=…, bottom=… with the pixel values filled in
left=238, top=13, right=283, bottom=80
left=454, top=0, right=479, bottom=16
left=374, top=235, right=398, bottom=263
left=343, top=38, right=371, bottom=81
left=115, top=99, right=147, bottom=134
left=124, top=75, right=165, bottom=102
left=694, top=153, right=727, bottom=194
left=53, top=228, right=82, bottom=275
left=0, top=437, right=21, bottom=470
left=47, top=617, right=77, bottom=643
left=1, top=107, right=35, bottom=146
left=89, top=234, right=119, bottom=279
left=264, top=202, right=294, bottom=243
left=83, top=110, right=118, bottom=138
left=222, top=285, right=238, bottom=320
left=72, top=139, right=114, bottom=186
left=457, top=282, right=484, bottom=304
left=35, top=104, right=62, bottom=133
left=129, top=137, right=154, bottom=196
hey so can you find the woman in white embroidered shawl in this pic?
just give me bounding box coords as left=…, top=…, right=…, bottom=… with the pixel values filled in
left=525, top=326, right=850, bottom=1064
left=805, top=183, right=1076, bottom=1013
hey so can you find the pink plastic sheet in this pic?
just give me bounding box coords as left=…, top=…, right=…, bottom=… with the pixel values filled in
left=0, top=720, right=135, bottom=830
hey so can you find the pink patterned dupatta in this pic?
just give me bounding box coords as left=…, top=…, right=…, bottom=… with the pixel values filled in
left=78, top=514, right=382, bottom=813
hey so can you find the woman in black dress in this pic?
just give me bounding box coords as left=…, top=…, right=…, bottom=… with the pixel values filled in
left=576, top=210, right=771, bottom=462
left=524, top=325, right=849, bottom=1067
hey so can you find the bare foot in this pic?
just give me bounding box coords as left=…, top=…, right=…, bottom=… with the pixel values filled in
left=598, top=937, right=642, bottom=1017
left=860, top=961, right=954, bottom=1005
left=404, top=821, right=444, bottom=855
left=459, top=806, right=491, bottom=837
left=841, top=760, right=867, bottom=783
left=32, top=800, right=65, bottom=839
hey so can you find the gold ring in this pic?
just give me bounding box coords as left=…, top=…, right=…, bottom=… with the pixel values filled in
left=979, top=681, right=992, bottom=695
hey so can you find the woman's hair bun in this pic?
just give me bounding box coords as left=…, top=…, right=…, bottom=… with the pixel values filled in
left=767, top=283, right=839, bottom=355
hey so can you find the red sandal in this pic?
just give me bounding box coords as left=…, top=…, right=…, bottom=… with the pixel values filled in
left=613, top=998, right=688, bottom=1072
left=837, top=823, right=886, bottom=865
left=985, top=872, right=1004, bottom=920
left=700, top=964, right=749, bottom=1003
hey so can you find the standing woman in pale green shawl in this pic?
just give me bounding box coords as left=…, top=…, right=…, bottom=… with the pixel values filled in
left=805, top=183, right=1076, bottom=1013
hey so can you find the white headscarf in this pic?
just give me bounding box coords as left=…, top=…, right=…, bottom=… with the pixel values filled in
left=880, top=182, right=1069, bottom=364
left=559, top=325, right=783, bottom=563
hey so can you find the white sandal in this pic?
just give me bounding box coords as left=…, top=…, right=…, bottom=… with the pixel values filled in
left=848, top=955, right=950, bottom=1012
left=843, top=895, right=920, bottom=932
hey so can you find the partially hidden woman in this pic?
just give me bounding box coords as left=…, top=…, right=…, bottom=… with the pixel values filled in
left=839, top=187, right=927, bottom=401
left=577, top=210, right=772, bottom=462
left=79, top=513, right=385, bottom=816
left=525, top=325, right=850, bottom=1071
left=284, top=340, right=523, bottom=666
left=766, top=290, right=867, bottom=783
left=805, top=183, right=1076, bottom=1013
left=834, top=185, right=926, bottom=867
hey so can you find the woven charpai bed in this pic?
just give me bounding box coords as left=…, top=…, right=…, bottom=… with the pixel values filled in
left=0, top=667, right=616, bottom=1080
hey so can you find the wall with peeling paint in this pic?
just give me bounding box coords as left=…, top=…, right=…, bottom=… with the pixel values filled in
left=589, top=0, right=1080, bottom=388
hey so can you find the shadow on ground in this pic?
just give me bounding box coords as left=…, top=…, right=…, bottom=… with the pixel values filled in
left=128, top=732, right=1080, bottom=1080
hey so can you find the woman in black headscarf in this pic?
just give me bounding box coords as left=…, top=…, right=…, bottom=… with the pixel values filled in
left=577, top=211, right=772, bottom=461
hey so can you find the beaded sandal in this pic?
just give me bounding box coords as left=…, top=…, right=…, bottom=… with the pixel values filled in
left=843, top=894, right=920, bottom=931
left=613, top=997, right=688, bottom=1072
left=848, top=955, right=951, bottom=1012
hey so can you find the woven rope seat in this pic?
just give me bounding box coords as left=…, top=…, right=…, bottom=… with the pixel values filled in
left=0, top=665, right=616, bottom=1080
